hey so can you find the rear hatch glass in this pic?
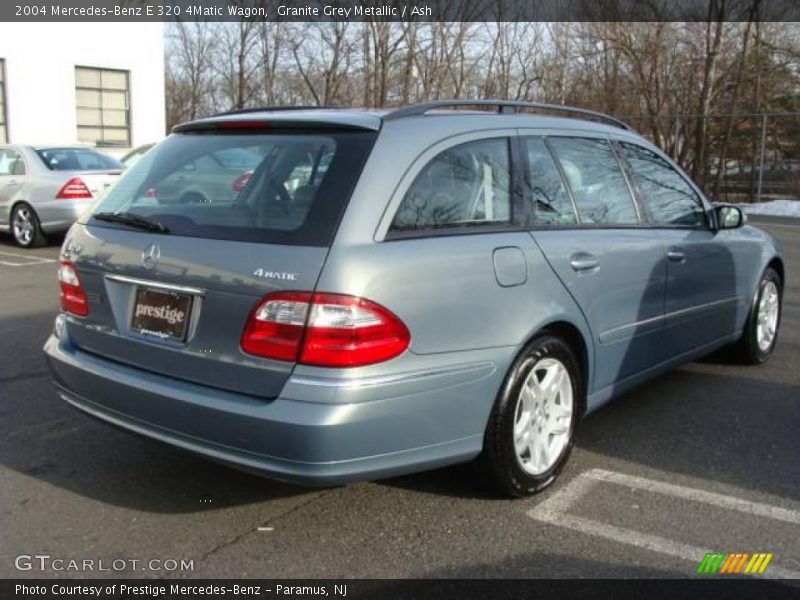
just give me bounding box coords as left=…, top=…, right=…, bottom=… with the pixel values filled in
left=66, top=128, right=376, bottom=398
left=37, top=147, right=124, bottom=198
left=83, top=129, right=376, bottom=246
left=37, top=147, right=123, bottom=171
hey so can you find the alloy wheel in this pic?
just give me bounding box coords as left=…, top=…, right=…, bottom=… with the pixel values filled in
left=513, top=357, right=573, bottom=476
left=12, top=207, right=34, bottom=246
left=756, top=280, right=780, bottom=352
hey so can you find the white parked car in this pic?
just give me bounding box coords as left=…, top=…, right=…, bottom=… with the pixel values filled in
left=0, top=145, right=123, bottom=247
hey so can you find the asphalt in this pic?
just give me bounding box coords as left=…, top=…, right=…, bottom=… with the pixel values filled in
left=0, top=217, right=798, bottom=580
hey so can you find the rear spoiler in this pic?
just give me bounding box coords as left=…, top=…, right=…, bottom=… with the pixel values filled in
left=173, top=112, right=381, bottom=133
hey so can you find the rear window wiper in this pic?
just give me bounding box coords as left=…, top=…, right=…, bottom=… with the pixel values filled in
left=93, top=212, right=170, bottom=234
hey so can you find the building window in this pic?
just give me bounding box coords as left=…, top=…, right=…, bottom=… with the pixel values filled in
left=75, top=66, right=130, bottom=146
left=0, top=59, right=7, bottom=144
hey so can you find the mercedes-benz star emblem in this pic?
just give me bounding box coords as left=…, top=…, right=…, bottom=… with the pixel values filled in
left=141, top=243, right=161, bottom=269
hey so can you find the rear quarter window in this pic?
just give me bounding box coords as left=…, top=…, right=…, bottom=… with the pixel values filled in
left=389, top=138, right=512, bottom=234
left=85, top=130, right=376, bottom=246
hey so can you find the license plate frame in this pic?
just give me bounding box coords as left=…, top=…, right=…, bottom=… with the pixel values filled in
left=130, top=286, right=193, bottom=342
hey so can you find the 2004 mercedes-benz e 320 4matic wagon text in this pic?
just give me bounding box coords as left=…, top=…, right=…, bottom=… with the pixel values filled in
left=44, top=101, right=784, bottom=497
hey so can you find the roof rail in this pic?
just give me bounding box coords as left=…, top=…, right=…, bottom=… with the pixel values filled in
left=383, top=100, right=632, bottom=130
left=212, top=105, right=336, bottom=117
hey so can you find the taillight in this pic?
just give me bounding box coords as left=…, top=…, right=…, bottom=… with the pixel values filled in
left=241, top=292, right=410, bottom=367
left=301, top=294, right=410, bottom=367
left=241, top=292, right=310, bottom=362
left=56, top=177, right=93, bottom=200
left=58, top=260, right=89, bottom=316
left=232, top=171, right=252, bottom=193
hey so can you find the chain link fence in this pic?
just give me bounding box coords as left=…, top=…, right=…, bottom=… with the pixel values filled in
left=620, top=113, right=800, bottom=204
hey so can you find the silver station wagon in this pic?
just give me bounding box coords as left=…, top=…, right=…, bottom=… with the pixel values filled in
left=45, top=101, right=784, bottom=496
left=0, top=145, right=123, bottom=247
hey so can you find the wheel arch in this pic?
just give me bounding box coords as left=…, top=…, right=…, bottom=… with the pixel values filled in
left=520, top=319, right=592, bottom=417
left=9, top=199, right=38, bottom=229
left=179, top=189, right=207, bottom=202
left=10, top=198, right=36, bottom=217
left=767, top=256, right=785, bottom=290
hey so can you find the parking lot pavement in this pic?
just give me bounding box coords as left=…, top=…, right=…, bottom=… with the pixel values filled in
left=0, top=218, right=798, bottom=580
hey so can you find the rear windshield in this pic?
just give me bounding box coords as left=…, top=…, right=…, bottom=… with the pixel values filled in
left=37, top=148, right=123, bottom=171
left=85, top=130, right=376, bottom=246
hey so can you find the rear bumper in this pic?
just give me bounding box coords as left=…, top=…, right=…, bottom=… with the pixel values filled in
left=37, top=199, right=93, bottom=233
left=44, top=327, right=504, bottom=486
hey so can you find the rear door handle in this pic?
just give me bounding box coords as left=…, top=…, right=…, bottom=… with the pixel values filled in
left=569, top=253, right=599, bottom=272
left=667, top=249, right=686, bottom=262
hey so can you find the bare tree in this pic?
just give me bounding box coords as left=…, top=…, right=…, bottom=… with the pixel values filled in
left=214, top=22, right=262, bottom=110
left=165, top=22, right=218, bottom=128
left=163, top=18, right=800, bottom=200
left=290, top=22, right=356, bottom=106
left=481, top=23, right=544, bottom=101
left=257, top=22, right=286, bottom=106
left=361, top=20, right=405, bottom=107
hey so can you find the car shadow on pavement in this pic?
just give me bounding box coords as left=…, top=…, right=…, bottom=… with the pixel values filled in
left=0, top=313, right=311, bottom=514
left=3, top=309, right=797, bottom=510
left=385, top=367, right=800, bottom=502
left=0, top=231, right=65, bottom=250
left=575, top=366, right=800, bottom=500
left=0, top=381, right=309, bottom=512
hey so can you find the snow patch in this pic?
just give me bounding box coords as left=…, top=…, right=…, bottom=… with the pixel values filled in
left=737, top=199, right=800, bottom=218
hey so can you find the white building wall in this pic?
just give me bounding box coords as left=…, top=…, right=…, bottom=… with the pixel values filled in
left=0, top=23, right=165, bottom=154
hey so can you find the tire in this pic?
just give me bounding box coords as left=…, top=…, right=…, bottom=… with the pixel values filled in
left=11, top=203, right=46, bottom=248
left=485, top=335, right=582, bottom=497
left=734, top=267, right=782, bottom=365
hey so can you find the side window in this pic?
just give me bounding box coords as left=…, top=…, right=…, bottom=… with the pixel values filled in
left=549, top=137, right=638, bottom=225
left=618, top=142, right=706, bottom=228
left=0, top=149, right=24, bottom=176
left=522, top=137, right=576, bottom=225
left=0, top=150, right=10, bottom=175
left=284, top=144, right=335, bottom=199
left=390, top=138, right=511, bottom=233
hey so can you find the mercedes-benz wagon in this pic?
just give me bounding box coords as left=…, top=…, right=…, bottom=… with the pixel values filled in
left=45, top=101, right=784, bottom=496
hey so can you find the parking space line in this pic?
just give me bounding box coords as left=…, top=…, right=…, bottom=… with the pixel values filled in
left=590, top=469, right=800, bottom=524
left=0, top=261, right=53, bottom=267
left=527, top=469, right=800, bottom=579
left=0, top=250, right=57, bottom=267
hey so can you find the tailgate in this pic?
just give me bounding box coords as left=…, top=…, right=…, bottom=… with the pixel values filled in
left=64, top=224, right=327, bottom=399
left=62, top=126, right=376, bottom=398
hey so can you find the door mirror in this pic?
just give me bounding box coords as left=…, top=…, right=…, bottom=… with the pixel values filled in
left=714, top=205, right=746, bottom=230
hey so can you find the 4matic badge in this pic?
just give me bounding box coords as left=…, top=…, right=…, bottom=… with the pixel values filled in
left=252, top=269, right=298, bottom=282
